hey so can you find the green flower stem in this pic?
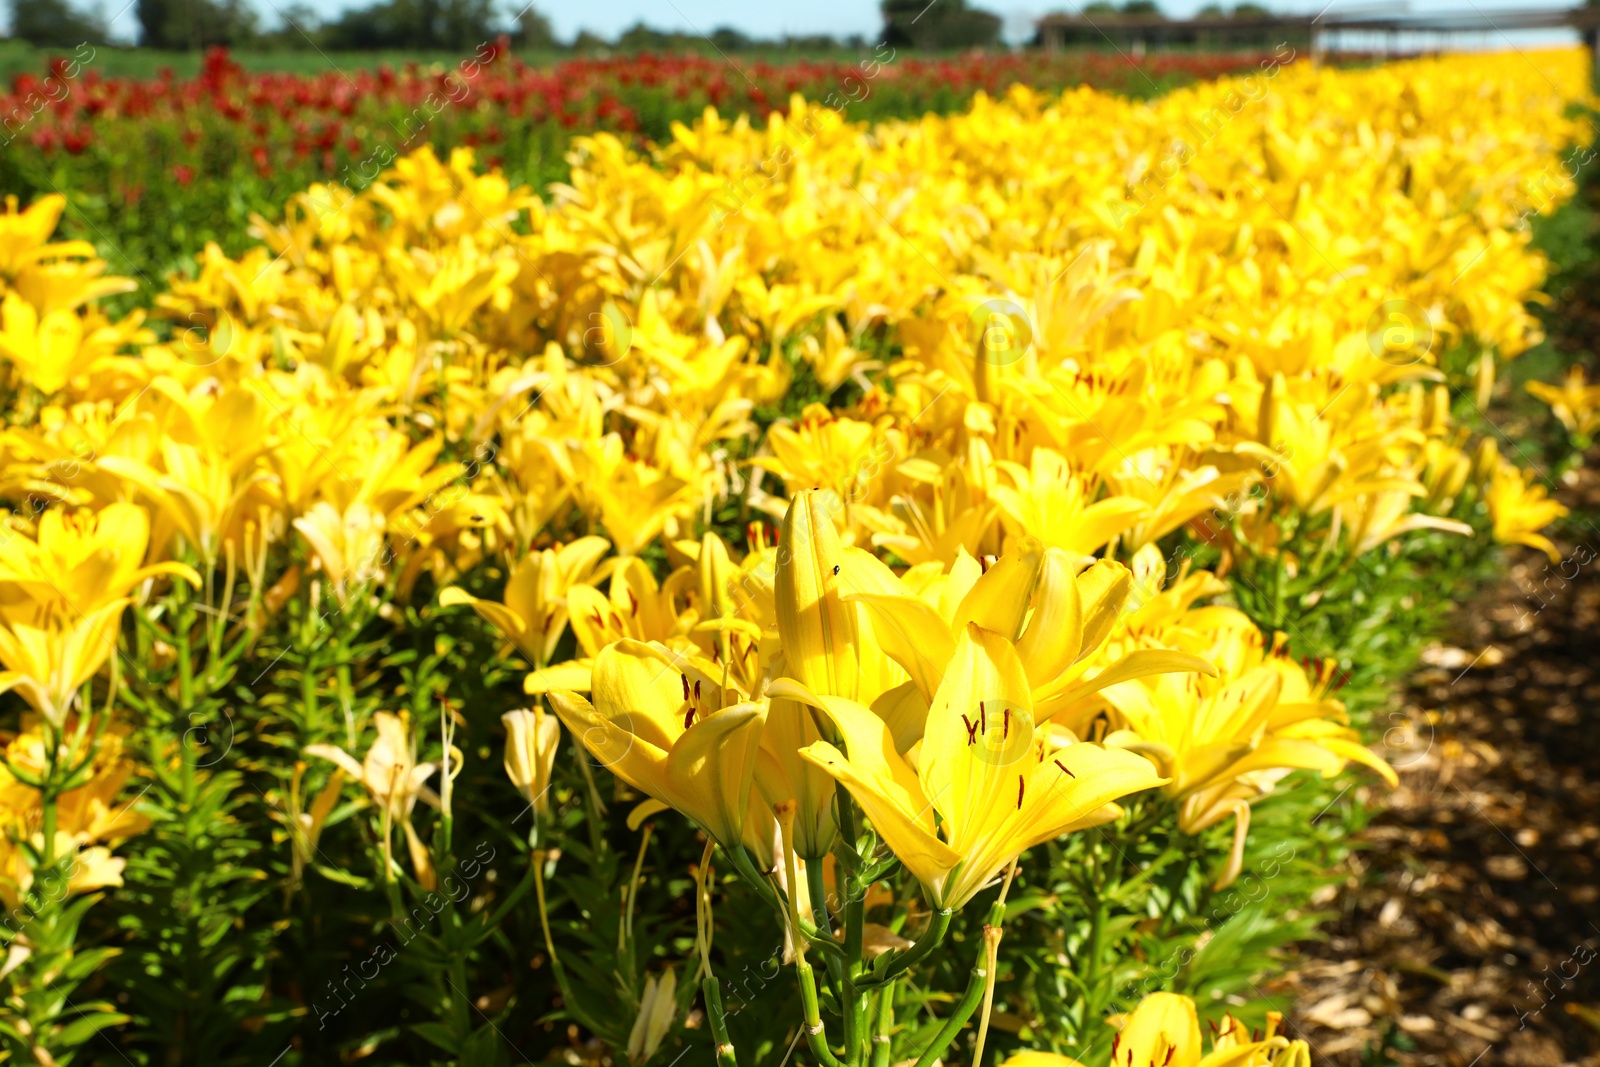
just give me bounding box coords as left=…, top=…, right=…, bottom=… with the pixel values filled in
left=1107, top=844, right=1181, bottom=904
left=806, top=855, right=846, bottom=993
left=530, top=851, right=608, bottom=1038
left=336, top=660, right=356, bottom=752
left=805, top=853, right=833, bottom=933
left=170, top=589, right=201, bottom=837
left=448, top=939, right=472, bottom=1045
left=794, top=956, right=845, bottom=1067
left=908, top=919, right=997, bottom=1067
left=703, top=976, right=739, bottom=1067
left=870, top=989, right=893, bottom=1067
left=845, top=990, right=867, bottom=1067
left=835, top=794, right=872, bottom=1065
left=858, top=909, right=952, bottom=988
left=574, top=751, right=608, bottom=854
left=38, top=786, right=56, bottom=872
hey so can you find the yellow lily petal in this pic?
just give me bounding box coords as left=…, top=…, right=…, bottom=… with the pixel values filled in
left=1115, top=992, right=1202, bottom=1067
left=1038, top=649, right=1218, bottom=723
left=775, top=489, right=857, bottom=699
left=951, top=539, right=1042, bottom=641
left=547, top=689, right=672, bottom=805
left=663, top=700, right=767, bottom=848
left=847, top=591, right=956, bottom=703
left=1013, top=548, right=1085, bottom=684
left=1002, top=1054, right=1088, bottom=1067
left=800, top=739, right=960, bottom=895
left=524, top=660, right=595, bottom=694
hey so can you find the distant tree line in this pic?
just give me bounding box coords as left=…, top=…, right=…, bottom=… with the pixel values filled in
left=8, top=0, right=1011, bottom=51
left=1035, top=2, right=1289, bottom=49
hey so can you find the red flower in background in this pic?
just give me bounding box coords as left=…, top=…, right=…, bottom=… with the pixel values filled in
left=0, top=44, right=1299, bottom=236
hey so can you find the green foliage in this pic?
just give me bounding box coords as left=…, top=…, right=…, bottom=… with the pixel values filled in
left=136, top=0, right=259, bottom=49
left=7, top=0, right=107, bottom=48
left=322, top=0, right=500, bottom=53
left=881, top=0, right=1003, bottom=50
left=0, top=891, right=129, bottom=1065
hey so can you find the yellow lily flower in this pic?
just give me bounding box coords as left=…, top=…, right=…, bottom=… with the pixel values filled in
left=676, top=531, right=766, bottom=696
left=0, top=602, right=129, bottom=729
left=1002, top=994, right=1308, bottom=1067
left=1111, top=460, right=1251, bottom=552
left=849, top=539, right=1215, bottom=735
left=305, top=712, right=440, bottom=815
left=305, top=712, right=442, bottom=885
left=764, top=490, right=919, bottom=856
left=525, top=552, right=695, bottom=695
left=1337, top=485, right=1471, bottom=557
left=991, top=448, right=1150, bottom=558
left=773, top=488, right=908, bottom=706
left=568, top=434, right=694, bottom=557
left=999, top=1054, right=1086, bottom=1067
left=569, top=557, right=689, bottom=659
left=1233, top=371, right=1424, bottom=518
left=13, top=256, right=138, bottom=317
left=548, top=640, right=767, bottom=853
left=1107, top=991, right=1305, bottom=1067
left=0, top=293, right=105, bottom=395
left=440, top=536, right=610, bottom=667
left=0, top=717, right=149, bottom=910
left=1206, top=1012, right=1311, bottom=1066
left=1485, top=454, right=1567, bottom=562
left=751, top=404, right=891, bottom=510
left=1419, top=438, right=1472, bottom=513
left=1112, top=991, right=1202, bottom=1067
left=791, top=624, right=1167, bottom=910
left=101, top=435, right=271, bottom=567
left=855, top=445, right=997, bottom=567
left=1102, top=620, right=1395, bottom=887
left=0, top=195, right=83, bottom=277
left=292, top=501, right=387, bottom=607
left=501, top=707, right=560, bottom=821
left=1528, top=365, right=1600, bottom=444
left=384, top=240, right=521, bottom=334
left=0, top=502, right=199, bottom=624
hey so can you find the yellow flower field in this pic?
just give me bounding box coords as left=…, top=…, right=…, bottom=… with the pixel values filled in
left=0, top=46, right=1589, bottom=1066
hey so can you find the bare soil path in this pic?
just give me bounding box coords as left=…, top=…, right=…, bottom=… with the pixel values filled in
left=1286, top=463, right=1600, bottom=1066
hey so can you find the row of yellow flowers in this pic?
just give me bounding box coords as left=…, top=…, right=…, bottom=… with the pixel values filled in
left=0, top=46, right=1589, bottom=1063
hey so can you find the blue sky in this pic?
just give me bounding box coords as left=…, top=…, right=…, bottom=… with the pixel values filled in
left=96, top=0, right=1578, bottom=51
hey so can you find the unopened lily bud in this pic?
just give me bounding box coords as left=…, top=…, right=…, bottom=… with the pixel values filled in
left=502, top=707, right=560, bottom=819
left=626, top=968, right=677, bottom=1065
left=699, top=532, right=733, bottom=622
left=1258, top=371, right=1284, bottom=447
left=775, top=489, right=856, bottom=699
left=1471, top=437, right=1501, bottom=486
left=1427, top=384, right=1450, bottom=432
